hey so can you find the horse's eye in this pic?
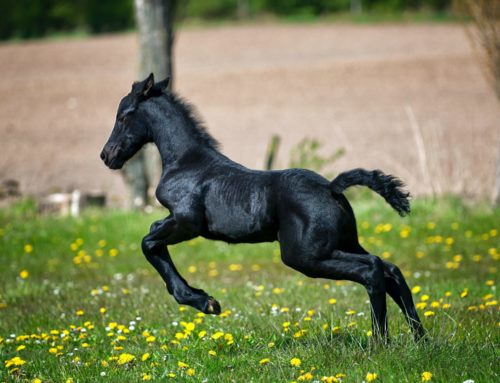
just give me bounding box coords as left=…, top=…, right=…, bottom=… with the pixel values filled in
left=119, top=115, right=129, bottom=124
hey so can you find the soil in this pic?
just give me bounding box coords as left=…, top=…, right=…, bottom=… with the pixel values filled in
left=0, top=23, right=498, bottom=205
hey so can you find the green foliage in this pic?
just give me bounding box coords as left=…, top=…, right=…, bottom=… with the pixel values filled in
left=184, top=0, right=238, bottom=19
left=0, top=197, right=498, bottom=381
left=85, top=0, right=135, bottom=33
left=0, top=0, right=134, bottom=40
left=289, top=137, right=345, bottom=178
left=0, top=0, right=457, bottom=41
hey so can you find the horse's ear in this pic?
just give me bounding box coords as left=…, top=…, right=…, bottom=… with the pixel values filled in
left=156, top=77, right=170, bottom=91
left=141, top=73, right=155, bottom=97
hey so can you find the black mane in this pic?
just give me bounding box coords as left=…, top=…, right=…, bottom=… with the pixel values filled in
left=159, top=90, right=220, bottom=150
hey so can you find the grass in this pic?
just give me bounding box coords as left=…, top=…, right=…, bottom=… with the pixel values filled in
left=0, top=197, right=498, bottom=382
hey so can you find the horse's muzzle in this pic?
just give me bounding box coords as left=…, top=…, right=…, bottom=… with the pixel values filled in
left=100, top=145, right=123, bottom=169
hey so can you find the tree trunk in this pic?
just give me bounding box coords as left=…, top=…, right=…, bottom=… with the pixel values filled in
left=121, top=0, right=177, bottom=209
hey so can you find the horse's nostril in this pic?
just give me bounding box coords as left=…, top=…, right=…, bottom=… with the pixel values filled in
left=100, top=151, right=107, bottom=161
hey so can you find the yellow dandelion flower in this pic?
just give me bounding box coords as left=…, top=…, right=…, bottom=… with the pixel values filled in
left=460, top=289, right=469, bottom=298
left=208, top=350, right=217, bottom=356
left=5, top=356, right=26, bottom=368
left=32, top=379, right=42, bottom=383
left=16, top=345, right=26, bottom=351
left=99, top=307, right=106, bottom=314
left=117, top=353, right=135, bottom=365
left=178, top=361, right=189, bottom=369
left=321, top=376, right=338, bottom=383
left=421, top=371, right=433, bottom=381
left=420, top=294, right=430, bottom=302
left=19, top=270, right=29, bottom=279
left=145, top=336, right=156, bottom=343
left=259, top=358, right=270, bottom=365
left=411, top=286, right=421, bottom=294
left=24, top=244, right=33, bottom=253
left=299, top=372, right=314, bottom=381
left=272, top=287, right=284, bottom=294
left=187, top=265, right=197, bottom=273
left=211, top=331, right=224, bottom=340
left=142, top=373, right=152, bottom=381
left=328, top=298, right=337, bottom=305
left=228, top=263, right=242, bottom=271
left=208, top=269, right=218, bottom=277
left=424, top=311, right=435, bottom=317
left=66, top=379, right=74, bottom=383
left=290, top=357, right=301, bottom=367
left=251, top=264, right=261, bottom=271
left=366, top=372, right=378, bottom=382
left=187, top=368, right=195, bottom=376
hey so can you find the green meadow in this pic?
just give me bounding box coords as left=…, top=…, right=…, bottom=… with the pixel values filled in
left=0, top=197, right=498, bottom=382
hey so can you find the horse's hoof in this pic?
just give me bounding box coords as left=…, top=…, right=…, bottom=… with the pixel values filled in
left=204, top=297, right=221, bottom=315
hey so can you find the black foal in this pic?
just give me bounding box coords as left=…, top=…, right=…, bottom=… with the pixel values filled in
left=101, top=74, right=425, bottom=340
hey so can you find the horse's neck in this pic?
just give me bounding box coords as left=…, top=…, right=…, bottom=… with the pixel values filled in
left=148, top=100, right=214, bottom=171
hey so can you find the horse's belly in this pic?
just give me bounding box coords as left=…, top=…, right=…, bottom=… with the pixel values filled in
left=204, top=207, right=277, bottom=243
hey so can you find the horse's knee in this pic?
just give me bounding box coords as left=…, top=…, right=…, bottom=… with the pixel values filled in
left=149, top=219, right=163, bottom=233
left=141, top=236, right=158, bottom=257
left=383, top=261, right=404, bottom=282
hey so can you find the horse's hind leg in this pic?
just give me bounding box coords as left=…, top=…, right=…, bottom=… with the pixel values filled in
left=353, top=246, right=425, bottom=339
left=281, top=247, right=388, bottom=340
left=382, top=261, right=425, bottom=339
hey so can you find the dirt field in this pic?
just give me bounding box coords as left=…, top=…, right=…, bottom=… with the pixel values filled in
left=0, top=23, right=498, bottom=204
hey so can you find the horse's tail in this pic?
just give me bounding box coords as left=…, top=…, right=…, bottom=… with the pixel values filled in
left=330, top=168, right=411, bottom=216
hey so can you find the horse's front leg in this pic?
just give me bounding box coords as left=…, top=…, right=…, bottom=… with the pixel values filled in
left=141, top=217, right=221, bottom=315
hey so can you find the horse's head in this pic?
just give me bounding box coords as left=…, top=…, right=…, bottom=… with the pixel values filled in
left=100, top=73, right=170, bottom=169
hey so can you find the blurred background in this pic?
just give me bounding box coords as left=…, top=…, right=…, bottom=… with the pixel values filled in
left=0, top=0, right=498, bottom=212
